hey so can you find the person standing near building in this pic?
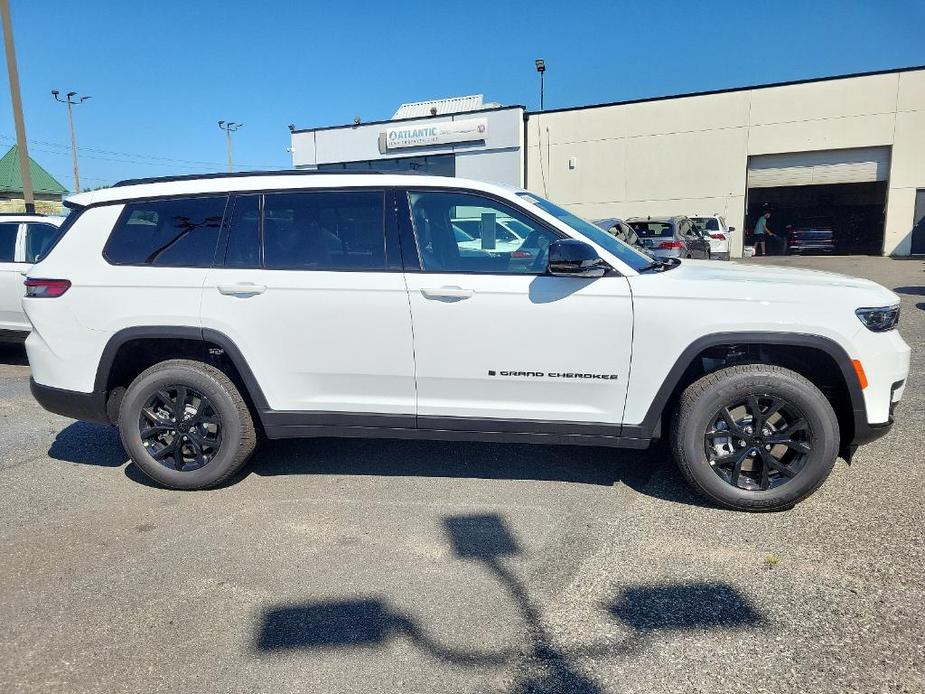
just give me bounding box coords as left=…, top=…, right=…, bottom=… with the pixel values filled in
left=753, top=210, right=777, bottom=256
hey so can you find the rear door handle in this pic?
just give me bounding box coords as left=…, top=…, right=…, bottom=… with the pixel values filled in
left=217, top=282, right=267, bottom=297
left=420, top=286, right=474, bottom=301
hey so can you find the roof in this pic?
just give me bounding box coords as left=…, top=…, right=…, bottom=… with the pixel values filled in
left=290, top=104, right=524, bottom=135
left=66, top=171, right=518, bottom=208
left=527, top=64, right=925, bottom=116
left=392, top=95, right=500, bottom=119
left=0, top=145, right=68, bottom=196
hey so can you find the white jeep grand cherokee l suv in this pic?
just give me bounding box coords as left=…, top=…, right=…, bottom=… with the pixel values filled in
left=23, top=172, right=910, bottom=511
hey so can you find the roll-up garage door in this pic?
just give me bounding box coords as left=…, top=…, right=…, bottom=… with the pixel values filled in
left=747, top=147, right=890, bottom=188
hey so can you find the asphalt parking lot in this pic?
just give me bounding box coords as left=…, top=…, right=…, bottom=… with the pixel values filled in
left=1, top=256, right=922, bottom=694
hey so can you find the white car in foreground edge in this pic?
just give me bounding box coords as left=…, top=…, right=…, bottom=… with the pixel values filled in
left=23, top=172, right=910, bottom=511
left=0, top=213, right=64, bottom=340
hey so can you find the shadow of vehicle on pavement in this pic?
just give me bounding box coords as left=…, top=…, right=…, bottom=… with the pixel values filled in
left=0, top=342, right=28, bottom=366
left=45, top=421, right=713, bottom=508
left=894, top=285, right=925, bottom=296
left=255, top=512, right=764, bottom=693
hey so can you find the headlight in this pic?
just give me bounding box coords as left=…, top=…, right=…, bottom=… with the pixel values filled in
left=855, top=305, right=900, bottom=332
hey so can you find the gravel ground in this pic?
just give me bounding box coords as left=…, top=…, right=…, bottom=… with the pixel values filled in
left=1, top=256, right=922, bottom=694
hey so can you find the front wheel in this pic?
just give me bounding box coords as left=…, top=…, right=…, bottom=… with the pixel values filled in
left=118, top=359, right=257, bottom=489
left=671, top=364, right=839, bottom=511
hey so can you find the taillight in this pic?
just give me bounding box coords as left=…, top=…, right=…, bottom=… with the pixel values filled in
left=657, top=241, right=684, bottom=250
left=710, top=233, right=726, bottom=240
left=25, top=278, right=71, bottom=298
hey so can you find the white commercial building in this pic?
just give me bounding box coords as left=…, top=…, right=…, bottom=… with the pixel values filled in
left=291, top=66, right=925, bottom=257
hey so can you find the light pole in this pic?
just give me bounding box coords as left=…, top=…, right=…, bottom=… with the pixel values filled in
left=535, top=59, right=546, bottom=111
left=51, top=90, right=90, bottom=193
left=1, top=0, right=35, bottom=212
left=218, top=121, right=243, bottom=172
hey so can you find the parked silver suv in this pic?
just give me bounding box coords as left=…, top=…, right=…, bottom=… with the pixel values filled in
left=627, top=216, right=711, bottom=260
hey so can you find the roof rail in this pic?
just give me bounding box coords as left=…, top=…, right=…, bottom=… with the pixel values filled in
left=112, top=169, right=385, bottom=188
left=0, top=211, right=44, bottom=216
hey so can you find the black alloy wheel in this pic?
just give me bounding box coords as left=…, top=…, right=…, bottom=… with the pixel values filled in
left=139, top=385, right=223, bottom=472
left=703, top=394, right=812, bottom=491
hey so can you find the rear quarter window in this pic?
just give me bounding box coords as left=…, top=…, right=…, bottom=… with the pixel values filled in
left=104, top=196, right=228, bottom=267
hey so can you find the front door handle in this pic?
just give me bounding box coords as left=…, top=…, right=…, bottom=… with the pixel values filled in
left=420, top=286, right=474, bottom=301
left=217, top=282, right=267, bottom=297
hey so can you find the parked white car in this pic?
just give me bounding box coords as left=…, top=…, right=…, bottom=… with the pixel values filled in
left=691, top=214, right=734, bottom=260
left=0, top=213, right=64, bottom=340
left=23, top=173, right=910, bottom=512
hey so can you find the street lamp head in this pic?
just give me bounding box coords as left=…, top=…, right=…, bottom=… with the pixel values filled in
left=218, top=120, right=225, bottom=127
left=535, top=59, right=546, bottom=73
left=51, top=89, right=59, bottom=97
left=80, top=96, right=91, bottom=103
left=66, top=91, right=76, bottom=98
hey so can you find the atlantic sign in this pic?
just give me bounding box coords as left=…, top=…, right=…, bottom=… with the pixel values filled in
left=383, top=118, right=488, bottom=150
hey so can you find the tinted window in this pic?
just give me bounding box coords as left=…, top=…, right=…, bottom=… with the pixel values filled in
left=692, top=217, right=720, bottom=231
left=262, top=191, right=385, bottom=270
left=410, top=191, right=560, bottom=274
left=24, top=223, right=63, bottom=263
left=224, top=195, right=260, bottom=268
left=0, top=222, right=18, bottom=262
left=629, top=221, right=674, bottom=238
left=104, top=196, right=227, bottom=266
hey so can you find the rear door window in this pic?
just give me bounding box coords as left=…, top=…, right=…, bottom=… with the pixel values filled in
left=223, top=195, right=261, bottom=268
left=0, top=222, right=18, bottom=262
left=104, top=196, right=228, bottom=266
left=261, top=190, right=386, bottom=270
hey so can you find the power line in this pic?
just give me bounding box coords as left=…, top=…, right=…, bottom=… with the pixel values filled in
left=0, top=132, right=286, bottom=170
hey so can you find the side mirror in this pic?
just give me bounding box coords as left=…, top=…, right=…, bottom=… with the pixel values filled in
left=547, top=239, right=610, bottom=278
left=728, top=226, right=736, bottom=232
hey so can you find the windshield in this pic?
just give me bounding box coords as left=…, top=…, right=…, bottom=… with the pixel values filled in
left=517, top=193, right=653, bottom=271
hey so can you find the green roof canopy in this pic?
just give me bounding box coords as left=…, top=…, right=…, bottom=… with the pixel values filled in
left=0, top=145, right=67, bottom=196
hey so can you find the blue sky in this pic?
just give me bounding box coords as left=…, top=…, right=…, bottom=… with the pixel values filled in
left=1, top=0, right=923, bottom=189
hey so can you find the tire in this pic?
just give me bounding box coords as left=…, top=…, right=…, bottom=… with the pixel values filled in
left=670, top=364, right=839, bottom=512
left=118, top=359, right=257, bottom=490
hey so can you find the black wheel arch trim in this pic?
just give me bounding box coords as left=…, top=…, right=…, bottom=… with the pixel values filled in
left=620, top=331, right=874, bottom=448
left=89, top=326, right=271, bottom=423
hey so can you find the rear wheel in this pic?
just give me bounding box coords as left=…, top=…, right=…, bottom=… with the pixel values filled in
left=671, top=364, right=839, bottom=511
left=118, top=359, right=256, bottom=489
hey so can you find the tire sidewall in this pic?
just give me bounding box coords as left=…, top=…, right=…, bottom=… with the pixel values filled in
left=119, top=364, right=245, bottom=490
left=677, top=369, right=839, bottom=511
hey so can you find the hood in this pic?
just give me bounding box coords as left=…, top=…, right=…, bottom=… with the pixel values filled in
left=672, top=259, right=888, bottom=291
left=633, top=259, right=901, bottom=308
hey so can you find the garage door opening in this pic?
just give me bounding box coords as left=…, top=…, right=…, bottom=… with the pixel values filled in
left=746, top=147, right=889, bottom=255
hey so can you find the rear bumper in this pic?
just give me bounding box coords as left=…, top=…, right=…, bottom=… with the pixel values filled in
left=30, top=378, right=109, bottom=424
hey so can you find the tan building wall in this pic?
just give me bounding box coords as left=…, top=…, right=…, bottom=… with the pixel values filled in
left=524, top=68, right=925, bottom=256
left=0, top=198, right=65, bottom=215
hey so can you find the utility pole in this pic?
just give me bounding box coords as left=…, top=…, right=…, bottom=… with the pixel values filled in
left=1, top=0, right=35, bottom=213
left=217, top=121, right=243, bottom=172
left=535, top=59, right=546, bottom=111
left=51, top=90, right=91, bottom=193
